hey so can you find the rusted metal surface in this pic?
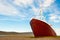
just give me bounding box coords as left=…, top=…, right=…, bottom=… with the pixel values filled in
left=30, top=19, right=56, bottom=37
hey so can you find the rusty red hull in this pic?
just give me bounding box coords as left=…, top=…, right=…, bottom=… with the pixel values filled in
left=30, top=19, right=56, bottom=37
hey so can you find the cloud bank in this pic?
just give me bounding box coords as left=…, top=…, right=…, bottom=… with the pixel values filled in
left=0, top=0, right=56, bottom=20
left=0, top=0, right=59, bottom=22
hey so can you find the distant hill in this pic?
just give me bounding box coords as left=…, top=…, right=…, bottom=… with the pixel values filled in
left=0, top=31, right=19, bottom=35
left=0, top=31, right=33, bottom=35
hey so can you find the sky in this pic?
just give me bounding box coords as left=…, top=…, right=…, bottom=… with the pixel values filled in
left=0, top=0, right=60, bottom=36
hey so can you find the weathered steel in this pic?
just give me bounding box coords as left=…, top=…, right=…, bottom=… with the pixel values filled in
left=30, top=19, right=56, bottom=37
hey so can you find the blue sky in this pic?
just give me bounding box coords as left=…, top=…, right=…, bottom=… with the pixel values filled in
left=0, top=0, right=60, bottom=35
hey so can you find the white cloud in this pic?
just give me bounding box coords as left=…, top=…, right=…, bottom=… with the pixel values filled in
left=0, top=0, right=19, bottom=16
left=32, top=6, right=40, bottom=16
left=49, top=14, right=60, bottom=23
left=43, top=0, right=55, bottom=7
left=48, top=4, right=60, bottom=23
left=31, top=7, right=46, bottom=21
left=31, top=0, right=55, bottom=21
left=13, top=0, right=33, bottom=5
left=39, top=0, right=55, bottom=11
left=0, top=0, right=56, bottom=21
left=0, top=0, right=27, bottom=18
